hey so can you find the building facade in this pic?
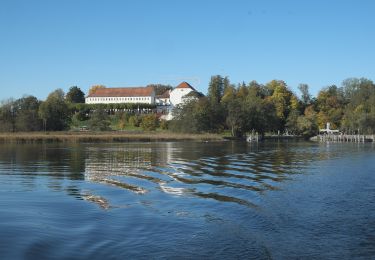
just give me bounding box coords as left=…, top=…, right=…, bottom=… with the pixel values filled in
left=169, top=82, right=196, bottom=106
left=85, top=82, right=199, bottom=107
left=85, top=86, right=155, bottom=104
left=155, top=90, right=171, bottom=106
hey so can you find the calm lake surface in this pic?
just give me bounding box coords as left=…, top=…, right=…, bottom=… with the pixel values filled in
left=0, top=141, right=374, bottom=259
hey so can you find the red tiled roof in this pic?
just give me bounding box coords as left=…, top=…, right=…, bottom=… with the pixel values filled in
left=88, top=86, right=154, bottom=97
left=175, top=82, right=197, bottom=91
left=156, top=90, right=170, bottom=99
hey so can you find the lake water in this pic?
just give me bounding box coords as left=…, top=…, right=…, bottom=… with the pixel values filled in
left=0, top=141, right=374, bottom=259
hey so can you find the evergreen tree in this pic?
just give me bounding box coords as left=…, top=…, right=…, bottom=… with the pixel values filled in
left=66, top=86, right=85, bottom=103
left=208, top=75, right=224, bottom=104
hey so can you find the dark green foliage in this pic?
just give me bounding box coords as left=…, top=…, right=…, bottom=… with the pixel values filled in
left=341, top=78, right=375, bottom=134
left=170, top=97, right=225, bottom=133
left=225, top=98, right=244, bottom=137
left=286, top=110, right=300, bottom=134
left=0, top=99, right=15, bottom=132
left=66, top=86, right=85, bottom=103
left=172, top=77, right=280, bottom=136
left=39, top=89, right=70, bottom=131
left=298, top=83, right=311, bottom=106
left=14, top=96, right=42, bottom=131
left=88, top=109, right=111, bottom=131
left=0, top=96, right=42, bottom=132
left=208, top=75, right=225, bottom=104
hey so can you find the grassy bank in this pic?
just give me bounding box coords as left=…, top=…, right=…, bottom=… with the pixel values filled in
left=0, top=131, right=225, bottom=143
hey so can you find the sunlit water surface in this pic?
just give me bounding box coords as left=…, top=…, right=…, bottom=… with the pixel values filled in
left=0, top=141, right=374, bottom=259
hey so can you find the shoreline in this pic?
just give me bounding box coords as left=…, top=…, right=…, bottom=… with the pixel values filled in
left=0, top=131, right=225, bottom=143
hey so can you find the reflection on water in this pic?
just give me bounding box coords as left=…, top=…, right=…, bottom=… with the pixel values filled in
left=0, top=141, right=349, bottom=209
left=0, top=141, right=374, bottom=259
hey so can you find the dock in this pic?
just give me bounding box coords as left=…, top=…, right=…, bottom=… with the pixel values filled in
left=312, top=134, right=374, bottom=143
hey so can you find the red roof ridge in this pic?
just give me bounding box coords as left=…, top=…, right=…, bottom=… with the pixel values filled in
left=88, top=86, right=154, bottom=97
left=175, top=82, right=197, bottom=91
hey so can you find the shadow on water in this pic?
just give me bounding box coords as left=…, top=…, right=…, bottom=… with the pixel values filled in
left=0, top=141, right=356, bottom=209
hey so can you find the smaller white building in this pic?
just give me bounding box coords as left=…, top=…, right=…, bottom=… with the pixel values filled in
left=169, top=82, right=197, bottom=106
left=155, top=90, right=171, bottom=106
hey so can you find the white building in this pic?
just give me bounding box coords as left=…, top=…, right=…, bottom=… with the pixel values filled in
left=169, top=82, right=197, bottom=106
left=155, top=90, right=171, bottom=106
left=86, top=82, right=200, bottom=107
left=85, top=82, right=203, bottom=120
left=85, top=86, right=155, bottom=104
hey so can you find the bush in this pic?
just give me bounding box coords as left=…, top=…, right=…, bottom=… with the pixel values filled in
left=88, top=109, right=111, bottom=131
left=116, top=112, right=130, bottom=130
left=129, top=115, right=141, bottom=127
left=71, top=112, right=82, bottom=128
left=118, top=118, right=126, bottom=130
left=160, top=119, right=169, bottom=130
left=140, top=114, right=159, bottom=131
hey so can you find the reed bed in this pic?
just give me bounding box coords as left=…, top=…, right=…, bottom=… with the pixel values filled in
left=0, top=131, right=224, bottom=143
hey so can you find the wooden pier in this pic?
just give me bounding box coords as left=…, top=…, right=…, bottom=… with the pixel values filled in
left=314, top=134, right=374, bottom=143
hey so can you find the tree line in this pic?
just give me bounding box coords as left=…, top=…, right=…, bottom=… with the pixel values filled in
left=170, top=76, right=375, bottom=137
left=1, top=77, right=374, bottom=136
left=0, top=86, right=156, bottom=132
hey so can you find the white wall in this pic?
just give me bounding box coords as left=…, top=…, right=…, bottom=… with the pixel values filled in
left=155, top=98, right=171, bottom=106
left=169, top=88, right=193, bottom=106
left=85, top=95, right=155, bottom=104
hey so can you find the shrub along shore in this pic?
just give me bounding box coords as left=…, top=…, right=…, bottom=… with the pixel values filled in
left=0, top=131, right=225, bottom=143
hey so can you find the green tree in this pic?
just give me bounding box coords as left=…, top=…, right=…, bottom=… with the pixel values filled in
left=208, top=75, right=225, bottom=104
left=66, top=86, right=85, bottom=103
left=170, top=100, right=199, bottom=133
left=170, top=98, right=212, bottom=133
left=316, top=85, right=345, bottom=129
left=298, top=106, right=318, bottom=137
left=88, top=109, right=111, bottom=131
left=298, top=83, right=311, bottom=106
left=0, top=99, right=15, bottom=132
left=285, top=109, right=300, bottom=134
left=240, top=94, right=278, bottom=137
left=341, top=78, right=375, bottom=133
left=38, top=89, right=70, bottom=131
left=237, top=82, right=248, bottom=99
left=221, top=85, right=236, bottom=103
left=248, top=81, right=266, bottom=98
left=14, top=96, right=42, bottom=131
left=266, top=80, right=294, bottom=128
left=226, top=98, right=244, bottom=137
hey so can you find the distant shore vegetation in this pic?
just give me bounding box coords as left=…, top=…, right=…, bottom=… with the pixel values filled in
left=1, top=77, right=375, bottom=138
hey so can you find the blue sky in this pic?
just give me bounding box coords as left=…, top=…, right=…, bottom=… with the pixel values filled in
left=0, top=0, right=374, bottom=100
